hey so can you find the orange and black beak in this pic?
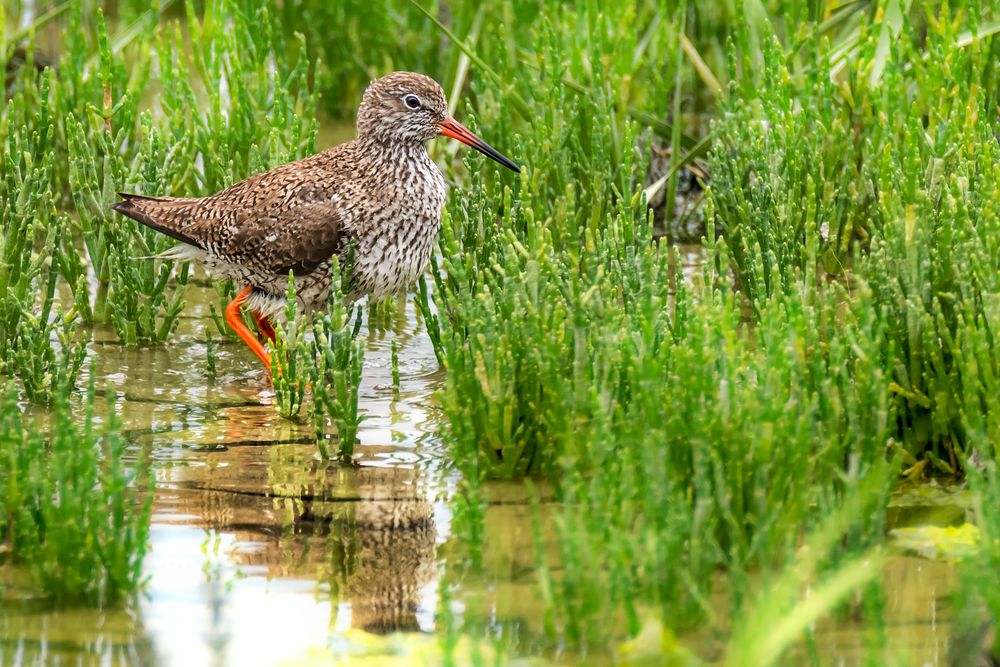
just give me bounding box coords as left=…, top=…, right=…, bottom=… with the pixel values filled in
left=438, top=117, right=520, bottom=173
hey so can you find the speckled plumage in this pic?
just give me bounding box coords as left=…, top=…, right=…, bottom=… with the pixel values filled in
left=111, top=72, right=515, bottom=320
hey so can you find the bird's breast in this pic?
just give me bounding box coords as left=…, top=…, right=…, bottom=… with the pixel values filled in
left=335, top=151, right=447, bottom=300
left=349, top=203, right=442, bottom=301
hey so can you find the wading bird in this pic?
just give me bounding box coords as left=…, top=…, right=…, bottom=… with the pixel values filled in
left=111, top=71, right=519, bottom=372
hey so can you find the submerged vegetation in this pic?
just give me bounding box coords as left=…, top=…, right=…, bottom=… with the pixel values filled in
left=1, top=0, right=999, bottom=665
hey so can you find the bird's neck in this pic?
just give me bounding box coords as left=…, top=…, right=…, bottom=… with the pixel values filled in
left=355, top=136, right=435, bottom=176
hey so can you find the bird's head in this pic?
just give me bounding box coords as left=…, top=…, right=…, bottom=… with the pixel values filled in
left=357, top=71, right=520, bottom=173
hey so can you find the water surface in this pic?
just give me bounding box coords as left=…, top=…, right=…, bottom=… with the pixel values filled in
left=0, top=257, right=969, bottom=667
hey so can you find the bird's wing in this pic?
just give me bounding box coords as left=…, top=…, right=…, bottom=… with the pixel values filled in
left=224, top=194, right=346, bottom=275
left=113, top=152, right=354, bottom=276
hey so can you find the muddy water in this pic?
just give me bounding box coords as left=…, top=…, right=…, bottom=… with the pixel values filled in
left=0, top=259, right=969, bottom=666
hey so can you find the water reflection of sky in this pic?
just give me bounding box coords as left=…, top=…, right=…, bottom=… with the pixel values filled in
left=142, top=525, right=331, bottom=666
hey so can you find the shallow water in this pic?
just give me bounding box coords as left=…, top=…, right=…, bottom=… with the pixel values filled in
left=0, top=256, right=972, bottom=666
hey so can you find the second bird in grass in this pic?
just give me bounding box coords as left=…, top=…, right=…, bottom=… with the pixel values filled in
left=111, top=71, right=520, bottom=371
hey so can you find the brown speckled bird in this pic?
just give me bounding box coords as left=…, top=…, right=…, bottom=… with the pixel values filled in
left=111, top=71, right=519, bottom=371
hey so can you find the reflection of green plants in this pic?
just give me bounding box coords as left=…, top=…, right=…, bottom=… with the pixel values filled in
left=365, top=296, right=398, bottom=334
left=325, top=506, right=361, bottom=608
left=390, top=339, right=401, bottom=393
left=205, top=327, right=218, bottom=378
left=0, top=380, right=152, bottom=606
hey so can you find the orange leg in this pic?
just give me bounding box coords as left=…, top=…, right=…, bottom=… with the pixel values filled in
left=253, top=311, right=276, bottom=343
left=226, top=286, right=271, bottom=371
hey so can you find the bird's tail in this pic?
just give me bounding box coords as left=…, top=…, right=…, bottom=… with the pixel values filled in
left=110, top=192, right=204, bottom=249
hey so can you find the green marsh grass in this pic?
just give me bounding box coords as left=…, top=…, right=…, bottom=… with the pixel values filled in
left=438, top=238, right=898, bottom=648
left=271, top=284, right=308, bottom=419
left=2, top=0, right=999, bottom=662
left=308, top=261, right=366, bottom=462
left=10, top=304, right=87, bottom=406
left=0, top=381, right=152, bottom=606
left=272, top=276, right=309, bottom=421
left=710, top=10, right=1000, bottom=464
left=412, top=0, right=999, bottom=660
left=267, top=267, right=366, bottom=459
left=423, top=3, right=697, bottom=479
left=0, top=74, right=87, bottom=403
left=208, top=280, right=239, bottom=339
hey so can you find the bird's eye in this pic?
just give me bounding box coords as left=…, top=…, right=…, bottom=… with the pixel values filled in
left=403, top=94, right=422, bottom=110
